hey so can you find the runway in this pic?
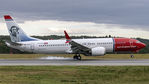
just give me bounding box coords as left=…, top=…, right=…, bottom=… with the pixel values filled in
left=0, top=59, right=149, bottom=66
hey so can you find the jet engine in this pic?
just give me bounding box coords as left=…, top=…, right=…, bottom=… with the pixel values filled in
left=91, top=47, right=106, bottom=56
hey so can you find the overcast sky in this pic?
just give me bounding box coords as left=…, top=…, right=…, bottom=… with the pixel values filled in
left=0, top=0, right=149, bottom=39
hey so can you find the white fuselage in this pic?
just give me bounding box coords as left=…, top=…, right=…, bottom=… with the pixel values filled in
left=8, top=38, right=114, bottom=54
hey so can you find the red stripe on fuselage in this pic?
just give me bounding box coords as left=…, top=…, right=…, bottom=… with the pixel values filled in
left=114, top=38, right=137, bottom=52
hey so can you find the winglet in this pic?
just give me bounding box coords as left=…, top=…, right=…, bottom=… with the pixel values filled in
left=64, top=30, right=71, bottom=43
left=4, top=15, right=13, bottom=21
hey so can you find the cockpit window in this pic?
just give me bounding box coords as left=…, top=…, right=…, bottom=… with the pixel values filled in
left=136, top=41, right=141, bottom=43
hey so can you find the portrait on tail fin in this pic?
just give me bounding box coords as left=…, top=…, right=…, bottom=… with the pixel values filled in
left=9, top=26, right=20, bottom=42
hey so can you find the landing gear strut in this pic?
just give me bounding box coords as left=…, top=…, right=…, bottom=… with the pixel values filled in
left=73, top=54, right=81, bottom=60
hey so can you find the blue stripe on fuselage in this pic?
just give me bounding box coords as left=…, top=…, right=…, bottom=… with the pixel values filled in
left=20, top=35, right=38, bottom=42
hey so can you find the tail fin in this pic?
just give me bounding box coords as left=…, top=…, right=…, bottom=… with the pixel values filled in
left=4, top=15, right=39, bottom=42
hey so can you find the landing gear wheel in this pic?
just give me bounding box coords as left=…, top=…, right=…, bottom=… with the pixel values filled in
left=73, top=54, right=81, bottom=60
left=73, top=55, right=77, bottom=59
left=77, top=55, right=81, bottom=60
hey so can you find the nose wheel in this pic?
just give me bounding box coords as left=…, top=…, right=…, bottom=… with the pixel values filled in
left=73, top=54, right=81, bottom=60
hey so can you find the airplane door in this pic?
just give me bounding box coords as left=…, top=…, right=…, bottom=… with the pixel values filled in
left=129, top=39, right=134, bottom=50
left=129, top=40, right=133, bottom=47
left=23, top=44, right=34, bottom=52
left=30, top=44, right=34, bottom=52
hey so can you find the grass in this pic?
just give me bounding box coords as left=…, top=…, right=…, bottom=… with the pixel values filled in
left=0, top=54, right=149, bottom=59
left=0, top=66, right=149, bottom=84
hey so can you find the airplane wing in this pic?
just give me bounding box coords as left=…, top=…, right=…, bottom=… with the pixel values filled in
left=64, top=30, right=91, bottom=54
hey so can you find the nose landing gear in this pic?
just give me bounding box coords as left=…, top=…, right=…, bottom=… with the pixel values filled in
left=73, top=54, right=81, bottom=60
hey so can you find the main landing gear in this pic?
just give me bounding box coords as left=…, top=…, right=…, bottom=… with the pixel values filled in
left=73, top=54, right=81, bottom=60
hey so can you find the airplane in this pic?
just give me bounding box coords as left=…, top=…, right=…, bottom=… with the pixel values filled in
left=4, top=15, right=146, bottom=60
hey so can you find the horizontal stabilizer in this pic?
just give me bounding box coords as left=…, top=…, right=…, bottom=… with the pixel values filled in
left=5, top=40, right=22, bottom=46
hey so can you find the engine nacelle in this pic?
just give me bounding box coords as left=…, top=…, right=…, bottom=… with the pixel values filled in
left=91, top=47, right=106, bottom=56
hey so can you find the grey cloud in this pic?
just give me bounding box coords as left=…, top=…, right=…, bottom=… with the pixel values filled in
left=0, top=0, right=149, bottom=30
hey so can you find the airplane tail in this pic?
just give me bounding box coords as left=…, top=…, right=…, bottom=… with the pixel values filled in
left=4, top=15, right=39, bottom=42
